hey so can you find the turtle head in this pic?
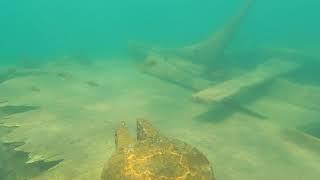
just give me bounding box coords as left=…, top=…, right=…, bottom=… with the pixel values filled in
left=115, top=121, right=135, bottom=150
left=136, top=119, right=160, bottom=141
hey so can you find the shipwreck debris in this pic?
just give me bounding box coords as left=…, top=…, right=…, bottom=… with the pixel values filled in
left=131, top=0, right=257, bottom=91
left=193, top=59, right=299, bottom=104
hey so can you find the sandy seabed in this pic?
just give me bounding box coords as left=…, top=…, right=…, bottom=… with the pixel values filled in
left=0, top=57, right=320, bottom=180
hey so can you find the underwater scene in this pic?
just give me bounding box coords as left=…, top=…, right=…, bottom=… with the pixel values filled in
left=1, top=0, right=320, bottom=179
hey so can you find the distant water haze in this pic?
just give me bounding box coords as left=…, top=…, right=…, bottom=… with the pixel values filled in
left=0, top=0, right=319, bottom=61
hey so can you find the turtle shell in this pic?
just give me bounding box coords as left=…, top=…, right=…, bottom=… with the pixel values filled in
left=101, top=119, right=214, bottom=180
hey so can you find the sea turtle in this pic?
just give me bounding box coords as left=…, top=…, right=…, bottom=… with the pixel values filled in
left=101, top=119, right=214, bottom=180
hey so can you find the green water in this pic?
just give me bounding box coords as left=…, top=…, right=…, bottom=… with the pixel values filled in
left=1, top=0, right=320, bottom=179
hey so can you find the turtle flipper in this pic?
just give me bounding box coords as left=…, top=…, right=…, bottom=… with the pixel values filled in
left=136, top=119, right=160, bottom=141
left=115, top=121, right=135, bottom=150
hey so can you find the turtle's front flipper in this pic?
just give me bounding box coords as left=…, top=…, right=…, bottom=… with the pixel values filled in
left=115, top=121, right=135, bottom=150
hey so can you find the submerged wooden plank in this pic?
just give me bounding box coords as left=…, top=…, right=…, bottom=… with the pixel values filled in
left=132, top=0, right=255, bottom=66
left=193, top=59, right=299, bottom=103
left=140, top=52, right=214, bottom=90
left=176, top=0, right=255, bottom=65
